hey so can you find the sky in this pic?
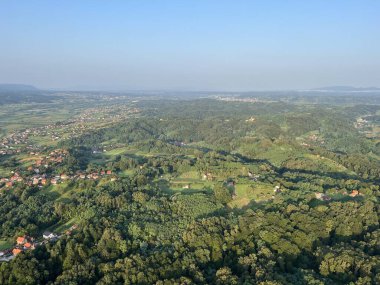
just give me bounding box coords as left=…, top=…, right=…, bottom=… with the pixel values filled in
left=0, top=0, right=379, bottom=91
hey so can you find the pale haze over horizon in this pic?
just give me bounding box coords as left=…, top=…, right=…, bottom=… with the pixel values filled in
left=0, top=0, right=379, bottom=91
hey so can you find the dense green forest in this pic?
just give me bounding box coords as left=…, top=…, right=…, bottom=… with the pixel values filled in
left=0, top=94, right=379, bottom=284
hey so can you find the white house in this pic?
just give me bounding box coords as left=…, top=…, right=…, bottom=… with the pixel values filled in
left=43, top=231, right=57, bottom=240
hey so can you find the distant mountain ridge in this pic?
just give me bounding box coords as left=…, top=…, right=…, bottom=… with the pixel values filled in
left=0, top=84, right=61, bottom=105
left=311, top=86, right=380, bottom=92
left=0, top=84, right=38, bottom=92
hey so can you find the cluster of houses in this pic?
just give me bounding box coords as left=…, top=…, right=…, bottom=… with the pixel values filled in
left=1, top=169, right=116, bottom=190
left=300, top=134, right=326, bottom=147
left=0, top=126, right=55, bottom=155
left=50, top=169, right=115, bottom=185
left=75, top=105, right=140, bottom=127
left=0, top=141, right=44, bottom=156
left=245, top=117, right=256, bottom=123
left=307, top=134, right=325, bottom=145
left=216, top=96, right=259, bottom=103
left=170, top=141, right=187, bottom=147
left=0, top=225, right=79, bottom=262
left=0, top=148, right=68, bottom=190
left=40, top=149, right=69, bottom=164
left=0, top=146, right=117, bottom=191
left=202, top=172, right=215, bottom=181
left=354, top=117, right=369, bottom=129
left=0, top=172, right=24, bottom=188
left=248, top=171, right=260, bottom=181
left=1, top=102, right=141, bottom=157
left=0, top=231, right=59, bottom=261
left=0, top=147, right=22, bottom=156
left=315, top=190, right=361, bottom=201
left=0, top=129, right=31, bottom=148
left=12, top=236, right=36, bottom=256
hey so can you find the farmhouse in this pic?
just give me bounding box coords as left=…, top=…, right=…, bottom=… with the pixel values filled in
left=16, top=236, right=26, bottom=245
left=60, top=174, right=68, bottom=180
left=349, top=190, right=360, bottom=197
left=315, top=192, right=331, bottom=201
left=24, top=242, right=34, bottom=249
left=12, top=248, right=22, bottom=256
left=43, top=231, right=57, bottom=240
left=273, top=185, right=281, bottom=194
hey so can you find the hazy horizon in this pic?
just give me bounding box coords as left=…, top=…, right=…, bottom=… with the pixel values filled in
left=1, top=1, right=380, bottom=91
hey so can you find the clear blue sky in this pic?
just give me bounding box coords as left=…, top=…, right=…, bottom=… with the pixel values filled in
left=0, top=1, right=379, bottom=91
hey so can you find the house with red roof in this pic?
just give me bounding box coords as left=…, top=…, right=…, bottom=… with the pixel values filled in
left=16, top=236, right=26, bottom=245
left=12, top=248, right=22, bottom=256
left=23, top=242, right=34, bottom=250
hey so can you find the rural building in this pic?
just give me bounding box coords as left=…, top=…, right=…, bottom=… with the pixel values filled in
left=12, top=248, right=22, bottom=256
left=16, top=236, right=26, bottom=245
left=43, top=231, right=57, bottom=240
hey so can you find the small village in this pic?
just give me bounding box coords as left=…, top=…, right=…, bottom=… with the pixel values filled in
left=215, top=96, right=259, bottom=103
left=0, top=146, right=117, bottom=191
left=0, top=225, right=78, bottom=262
left=0, top=104, right=140, bottom=156
left=0, top=102, right=142, bottom=192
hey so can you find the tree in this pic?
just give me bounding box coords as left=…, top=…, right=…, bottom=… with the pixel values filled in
left=213, top=183, right=232, bottom=204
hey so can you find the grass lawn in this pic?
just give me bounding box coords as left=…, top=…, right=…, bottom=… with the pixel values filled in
left=229, top=182, right=273, bottom=208
left=38, top=182, right=78, bottom=201
left=0, top=239, right=13, bottom=251
left=177, top=171, right=199, bottom=179
left=48, top=217, right=80, bottom=234
left=258, top=146, right=298, bottom=166
left=121, top=169, right=135, bottom=176
left=157, top=178, right=212, bottom=195
left=105, top=147, right=130, bottom=156
left=0, top=167, right=10, bottom=177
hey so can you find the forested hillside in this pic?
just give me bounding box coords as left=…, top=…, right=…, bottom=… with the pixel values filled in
left=0, top=94, right=379, bottom=284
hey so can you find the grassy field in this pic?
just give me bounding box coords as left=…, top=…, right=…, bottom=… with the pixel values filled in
left=0, top=103, right=78, bottom=133
left=38, top=182, right=78, bottom=201
left=0, top=167, right=10, bottom=177
left=48, top=217, right=79, bottom=234
left=105, top=147, right=130, bottom=156
left=0, top=239, right=13, bottom=251
left=304, top=153, right=352, bottom=173
left=121, top=169, right=135, bottom=176
left=229, top=182, right=274, bottom=208
left=258, top=145, right=299, bottom=166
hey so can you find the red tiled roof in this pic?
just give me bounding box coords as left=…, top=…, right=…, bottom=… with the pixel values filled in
left=12, top=248, right=22, bottom=255
left=350, top=190, right=359, bottom=197
left=16, top=236, right=25, bottom=244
